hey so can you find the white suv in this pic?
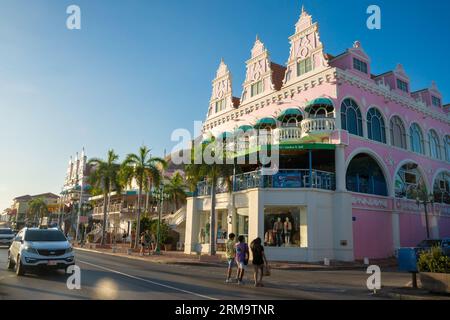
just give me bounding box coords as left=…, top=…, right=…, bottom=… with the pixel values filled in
left=7, top=227, right=75, bottom=276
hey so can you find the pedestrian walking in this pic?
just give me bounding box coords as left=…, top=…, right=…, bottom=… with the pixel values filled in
left=145, top=230, right=152, bottom=255
left=235, top=235, right=249, bottom=285
left=225, top=233, right=236, bottom=283
left=250, top=237, right=268, bottom=287
left=139, top=232, right=147, bottom=256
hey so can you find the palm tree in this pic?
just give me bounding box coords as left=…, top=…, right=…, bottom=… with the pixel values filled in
left=88, top=150, right=122, bottom=245
left=28, top=198, right=48, bottom=226
left=121, top=146, right=167, bottom=248
left=184, top=139, right=235, bottom=255
left=165, top=172, right=187, bottom=212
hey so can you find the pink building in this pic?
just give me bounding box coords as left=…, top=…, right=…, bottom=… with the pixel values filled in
left=184, top=7, right=450, bottom=261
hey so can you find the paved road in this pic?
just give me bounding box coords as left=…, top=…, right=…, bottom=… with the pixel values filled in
left=0, top=246, right=411, bottom=300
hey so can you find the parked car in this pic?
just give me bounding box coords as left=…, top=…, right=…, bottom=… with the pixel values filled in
left=416, top=238, right=450, bottom=257
left=7, top=227, right=75, bottom=276
left=0, top=228, right=15, bottom=247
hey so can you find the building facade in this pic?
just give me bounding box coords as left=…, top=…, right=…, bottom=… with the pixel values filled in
left=184, top=8, right=450, bottom=262
left=9, top=193, right=60, bottom=228
left=60, top=148, right=92, bottom=234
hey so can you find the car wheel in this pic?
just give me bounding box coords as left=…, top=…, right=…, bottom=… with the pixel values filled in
left=15, top=255, right=25, bottom=276
left=7, top=252, right=15, bottom=270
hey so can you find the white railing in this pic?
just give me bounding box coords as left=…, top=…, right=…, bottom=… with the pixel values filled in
left=301, top=118, right=335, bottom=136
left=273, top=127, right=302, bottom=144
left=166, top=206, right=186, bottom=226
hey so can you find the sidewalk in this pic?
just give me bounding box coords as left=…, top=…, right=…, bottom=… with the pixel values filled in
left=73, top=243, right=397, bottom=271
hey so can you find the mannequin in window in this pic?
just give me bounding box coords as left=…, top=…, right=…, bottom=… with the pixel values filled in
left=199, top=228, right=205, bottom=244
left=273, top=217, right=283, bottom=247
left=264, top=229, right=274, bottom=246
left=284, top=217, right=292, bottom=246
left=205, top=222, right=210, bottom=243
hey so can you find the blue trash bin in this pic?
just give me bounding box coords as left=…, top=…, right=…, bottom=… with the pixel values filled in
left=398, top=247, right=419, bottom=273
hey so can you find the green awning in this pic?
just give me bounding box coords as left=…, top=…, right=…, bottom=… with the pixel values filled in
left=201, top=137, right=212, bottom=145
left=304, top=98, right=334, bottom=113
left=216, top=131, right=233, bottom=140
left=254, top=117, right=277, bottom=129
left=235, top=125, right=253, bottom=133
left=277, top=108, right=302, bottom=120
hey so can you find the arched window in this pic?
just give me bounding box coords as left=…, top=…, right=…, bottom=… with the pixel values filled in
left=433, top=172, right=450, bottom=204
left=410, top=123, right=424, bottom=154
left=428, top=130, right=441, bottom=160
left=367, top=108, right=386, bottom=143
left=340, top=98, right=363, bottom=136
left=390, top=116, right=407, bottom=149
left=346, top=153, right=387, bottom=196
left=394, top=163, right=426, bottom=199
left=445, top=136, right=450, bottom=162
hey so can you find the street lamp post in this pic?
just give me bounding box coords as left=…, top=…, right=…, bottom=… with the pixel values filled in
left=75, top=178, right=84, bottom=243
left=416, top=193, right=434, bottom=239
left=152, top=183, right=168, bottom=255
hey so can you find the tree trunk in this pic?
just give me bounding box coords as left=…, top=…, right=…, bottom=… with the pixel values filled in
left=101, top=193, right=108, bottom=245
left=134, top=186, right=142, bottom=249
left=145, top=178, right=151, bottom=215
left=209, top=180, right=216, bottom=256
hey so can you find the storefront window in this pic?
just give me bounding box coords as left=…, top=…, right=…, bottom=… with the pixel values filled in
left=216, top=210, right=228, bottom=243
left=198, top=211, right=210, bottom=244
left=199, top=210, right=229, bottom=245
left=236, top=208, right=249, bottom=242
left=264, top=206, right=307, bottom=248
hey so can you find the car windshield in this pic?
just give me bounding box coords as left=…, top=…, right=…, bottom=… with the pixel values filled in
left=24, top=230, right=67, bottom=242
left=0, top=229, right=13, bottom=234
left=417, top=240, right=441, bottom=247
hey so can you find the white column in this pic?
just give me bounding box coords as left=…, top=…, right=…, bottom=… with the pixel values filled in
left=247, top=189, right=263, bottom=244
left=184, top=197, right=198, bottom=254
left=227, top=194, right=235, bottom=236
left=335, top=144, right=346, bottom=192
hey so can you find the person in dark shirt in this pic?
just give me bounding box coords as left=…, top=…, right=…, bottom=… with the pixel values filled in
left=250, top=237, right=268, bottom=287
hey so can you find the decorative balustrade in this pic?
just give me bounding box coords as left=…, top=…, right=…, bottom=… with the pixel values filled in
left=301, top=117, right=335, bottom=136
left=272, top=127, right=302, bottom=144
left=196, top=169, right=335, bottom=195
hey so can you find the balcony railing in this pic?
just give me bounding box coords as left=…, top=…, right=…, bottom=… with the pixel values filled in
left=272, top=127, right=302, bottom=144
left=196, top=178, right=229, bottom=197
left=196, top=169, right=335, bottom=196
left=301, top=117, right=335, bottom=136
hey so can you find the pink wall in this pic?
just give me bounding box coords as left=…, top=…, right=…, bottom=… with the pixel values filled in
left=439, top=216, right=450, bottom=238
left=399, top=212, right=427, bottom=247
left=352, top=209, right=393, bottom=259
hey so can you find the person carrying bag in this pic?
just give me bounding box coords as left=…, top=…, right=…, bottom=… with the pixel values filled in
left=250, top=237, right=269, bottom=287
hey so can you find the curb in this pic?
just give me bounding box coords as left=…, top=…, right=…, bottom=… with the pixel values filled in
left=74, top=247, right=384, bottom=271
left=74, top=247, right=224, bottom=267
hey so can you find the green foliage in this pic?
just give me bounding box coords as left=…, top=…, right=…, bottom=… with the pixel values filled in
left=164, top=171, right=187, bottom=209
left=88, top=150, right=122, bottom=196
left=150, top=221, right=170, bottom=244
left=131, top=217, right=170, bottom=245
left=418, top=246, right=450, bottom=273
left=28, top=197, right=49, bottom=224
left=184, top=140, right=235, bottom=192
left=132, top=216, right=153, bottom=233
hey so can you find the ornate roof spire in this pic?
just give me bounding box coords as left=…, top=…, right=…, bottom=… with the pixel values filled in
left=295, top=4, right=313, bottom=33
left=215, top=58, right=229, bottom=78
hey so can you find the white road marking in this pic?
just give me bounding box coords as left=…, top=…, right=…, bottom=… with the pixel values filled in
left=78, top=260, right=218, bottom=300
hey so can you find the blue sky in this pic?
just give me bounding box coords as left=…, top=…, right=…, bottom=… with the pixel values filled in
left=0, top=0, right=449, bottom=209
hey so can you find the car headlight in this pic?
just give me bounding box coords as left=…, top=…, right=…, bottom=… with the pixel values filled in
left=65, top=247, right=73, bottom=253
left=23, top=245, right=38, bottom=254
